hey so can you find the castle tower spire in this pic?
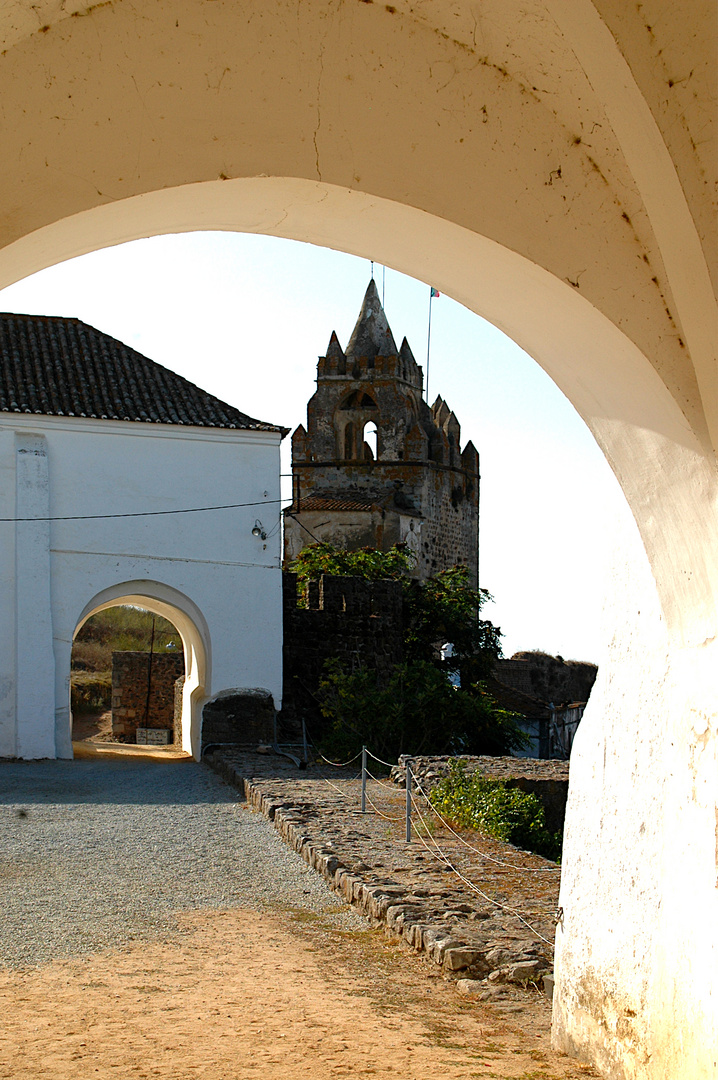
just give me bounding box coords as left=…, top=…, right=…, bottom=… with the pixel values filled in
left=345, top=279, right=398, bottom=359
left=284, top=281, right=479, bottom=583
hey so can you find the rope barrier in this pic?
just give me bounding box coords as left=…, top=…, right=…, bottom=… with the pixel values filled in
left=365, top=749, right=397, bottom=769
left=363, top=765, right=398, bottom=791
left=318, top=750, right=363, bottom=768
left=408, top=792, right=556, bottom=948
left=410, top=774, right=561, bottom=874
left=320, top=773, right=361, bottom=799
left=362, top=789, right=401, bottom=822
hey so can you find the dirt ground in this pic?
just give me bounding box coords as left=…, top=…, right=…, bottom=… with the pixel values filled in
left=0, top=907, right=598, bottom=1080
left=71, top=710, right=115, bottom=743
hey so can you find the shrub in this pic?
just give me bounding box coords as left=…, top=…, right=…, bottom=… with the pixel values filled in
left=430, top=759, right=561, bottom=861
left=316, top=660, right=528, bottom=763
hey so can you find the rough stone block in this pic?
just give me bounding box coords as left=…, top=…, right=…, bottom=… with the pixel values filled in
left=443, top=947, right=487, bottom=972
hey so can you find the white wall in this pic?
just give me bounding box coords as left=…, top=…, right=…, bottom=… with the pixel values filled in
left=0, top=413, right=284, bottom=760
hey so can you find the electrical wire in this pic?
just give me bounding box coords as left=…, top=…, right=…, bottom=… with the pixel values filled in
left=0, top=497, right=284, bottom=523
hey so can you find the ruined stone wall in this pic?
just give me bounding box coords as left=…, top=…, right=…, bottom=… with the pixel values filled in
left=281, top=572, right=403, bottom=731
left=494, top=653, right=597, bottom=705
left=111, top=651, right=184, bottom=742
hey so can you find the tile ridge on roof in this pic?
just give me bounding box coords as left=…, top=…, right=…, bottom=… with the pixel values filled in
left=0, top=311, right=287, bottom=433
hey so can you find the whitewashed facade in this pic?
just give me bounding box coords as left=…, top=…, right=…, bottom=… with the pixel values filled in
left=0, top=317, right=285, bottom=760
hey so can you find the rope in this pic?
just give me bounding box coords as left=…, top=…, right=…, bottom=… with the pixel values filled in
left=320, top=774, right=361, bottom=799
left=365, top=749, right=397, bottom=769
left=318, top=750, right=363, bottom=768
left=408, top=793, right=556, bottom=948
left=364, top=765, right=398, bottom=791
left=362, top=789, right=401, bottom=822
left=411, top=774, right=561, bottom=874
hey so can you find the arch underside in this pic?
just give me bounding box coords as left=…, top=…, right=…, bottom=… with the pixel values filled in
left=1, top=3, right=716, bottom=1078
left=0, top=0, right=714, bottom=645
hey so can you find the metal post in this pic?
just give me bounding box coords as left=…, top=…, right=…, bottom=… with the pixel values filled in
left=405, top=757, right=412, bottom=842
left=361, top=746, right=367, bottom=813
left=301, top=717, right=308, bottom=763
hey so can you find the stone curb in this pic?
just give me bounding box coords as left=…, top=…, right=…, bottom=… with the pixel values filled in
left=207, top=752, right=554, bottom=995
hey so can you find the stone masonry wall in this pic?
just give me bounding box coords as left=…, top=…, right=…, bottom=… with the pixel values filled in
left=495, top=653, right=597, bottom=705
left=420, top=467, right=479, bottom=581
left=112, top=651, right=185, bottom=742
left=281, top=572, right=403, bottom=734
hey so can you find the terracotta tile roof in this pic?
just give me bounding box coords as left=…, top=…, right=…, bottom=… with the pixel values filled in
left=286, top=494, right=379, bottom=512
left=0, top=312, right=286, bottom=432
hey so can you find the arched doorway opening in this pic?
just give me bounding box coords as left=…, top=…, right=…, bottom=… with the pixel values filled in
left=71, top=605, right=184, bottom=747
left=362, top=421, right=378, bottom=462
left=73, top=582, right=210, bottom=759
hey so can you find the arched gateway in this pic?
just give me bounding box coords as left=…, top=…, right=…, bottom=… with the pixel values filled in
left=0, top=3, right=715, bottom=1077
left=73, top=583, right=210, bottom=759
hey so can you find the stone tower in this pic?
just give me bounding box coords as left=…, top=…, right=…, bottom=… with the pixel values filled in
left=283, top=280, right=480, bottom=581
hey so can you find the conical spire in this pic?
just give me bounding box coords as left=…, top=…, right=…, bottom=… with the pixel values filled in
left=325, top=330, right=346, bottom=360
left=345, top=279, right=398, bottom=360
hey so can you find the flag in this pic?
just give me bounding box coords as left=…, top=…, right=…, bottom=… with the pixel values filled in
left=430, top=287, right=440, bottom=298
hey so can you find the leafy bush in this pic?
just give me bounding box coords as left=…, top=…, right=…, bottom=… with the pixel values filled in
left=288, top=542, right=414, bottom=603
left=430, top=759, right=561, bottom=861
left=317, top=661, right=528, bottom=763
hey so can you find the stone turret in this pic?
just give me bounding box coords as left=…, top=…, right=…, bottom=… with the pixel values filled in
left=284, top=281, right=480, bottom=582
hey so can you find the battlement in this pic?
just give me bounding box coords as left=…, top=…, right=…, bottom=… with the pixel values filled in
left=284, top=281, right=480, bottom=583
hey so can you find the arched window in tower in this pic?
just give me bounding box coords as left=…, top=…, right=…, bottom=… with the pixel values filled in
left=362, top=421, right=378, bottom=461
left=344, top=422, right=354, bottom=460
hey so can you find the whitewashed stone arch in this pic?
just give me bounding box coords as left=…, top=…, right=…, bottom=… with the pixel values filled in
left=73, top=581, right=211, bottom=759
left=0, top=3, right=715, bottom=1076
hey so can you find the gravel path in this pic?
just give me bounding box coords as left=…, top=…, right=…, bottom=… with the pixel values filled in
left=0, top=755, right=365, bottom=969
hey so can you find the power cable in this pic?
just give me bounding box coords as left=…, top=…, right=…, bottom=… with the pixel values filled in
left=0, top=497, right=284, bottom=524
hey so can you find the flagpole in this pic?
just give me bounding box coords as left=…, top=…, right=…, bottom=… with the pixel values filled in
left=426, top=288, right=434, bottom=402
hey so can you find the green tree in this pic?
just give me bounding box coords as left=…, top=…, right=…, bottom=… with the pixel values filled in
left=318, top=660, right=529, bottom=762
left=288, top=543, right=502, bottom=675
left=288, top=543, right=526, bottom=760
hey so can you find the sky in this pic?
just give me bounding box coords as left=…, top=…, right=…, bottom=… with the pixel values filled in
left=0, top=231, right=628, bottom=662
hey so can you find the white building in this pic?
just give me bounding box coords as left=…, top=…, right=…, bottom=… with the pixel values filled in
left=0, top=312, right=287, bottom=760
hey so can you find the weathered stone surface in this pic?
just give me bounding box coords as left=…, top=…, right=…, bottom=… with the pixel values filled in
left=112, top=651, right=184, bottom=743
left=443, top=947, right=488, bottom=972
left=201, top=688, right=275, bottom=751
left=508, top=960, right=545, bottom=982
left=206, top=750, right=557, bottom=1005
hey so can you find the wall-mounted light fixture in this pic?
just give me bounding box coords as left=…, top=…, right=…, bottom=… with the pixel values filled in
left=251, top=519, right=267, bottom=540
